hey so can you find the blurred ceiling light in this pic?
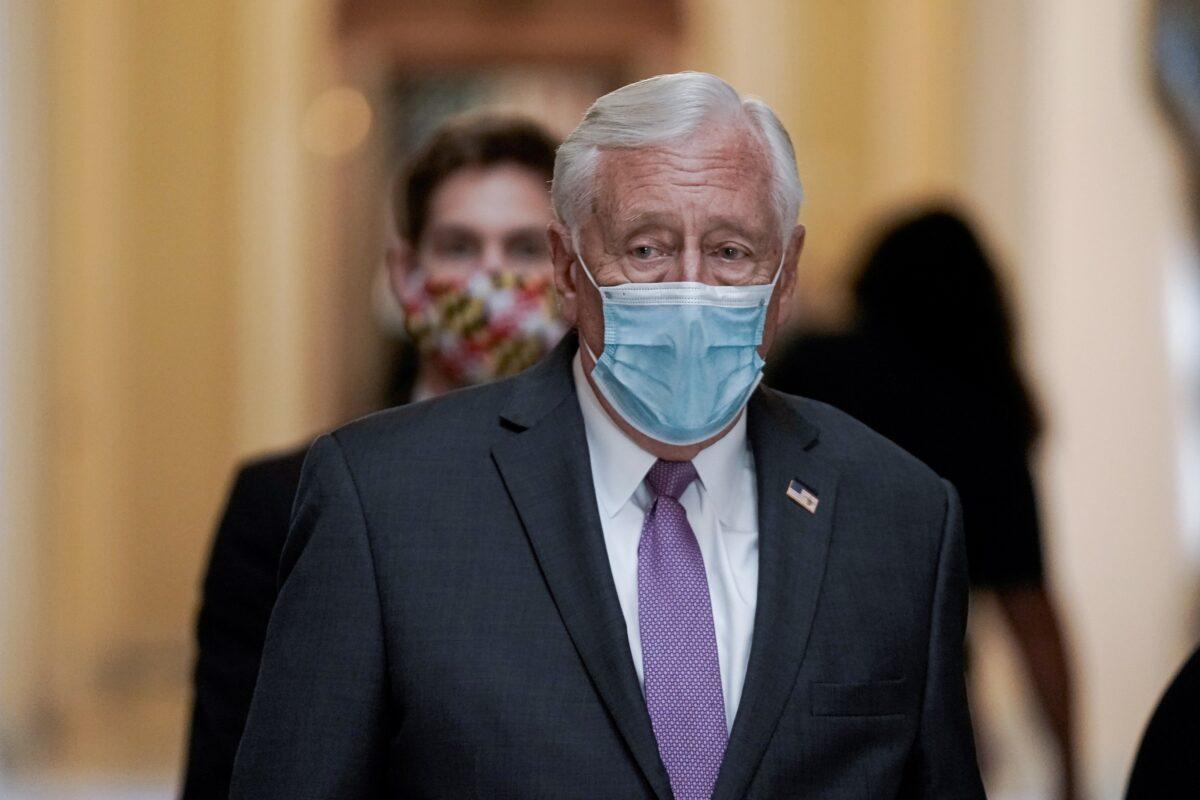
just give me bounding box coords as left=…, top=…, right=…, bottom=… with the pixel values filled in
left=302, top=86, right=372, bottom=158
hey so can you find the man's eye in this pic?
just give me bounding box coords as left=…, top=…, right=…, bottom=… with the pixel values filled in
left=632, top=245, right=661, bottom=259
left=507, top=238, right=549, bottom=261
left=717, top=245, right=747, bottom=260
left=434, top=239, right=477, bottom=259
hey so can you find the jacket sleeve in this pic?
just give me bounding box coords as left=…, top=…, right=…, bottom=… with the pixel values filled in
left=229, top=434, right=389, bottom=799
left=900, top=479, right=987, bottom=798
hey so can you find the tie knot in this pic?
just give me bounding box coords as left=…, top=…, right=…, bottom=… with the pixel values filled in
left=645, top=459, right=698, bottom=501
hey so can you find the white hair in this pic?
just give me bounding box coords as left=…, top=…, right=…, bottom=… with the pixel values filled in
left=552, top=71, right=803, bottom=239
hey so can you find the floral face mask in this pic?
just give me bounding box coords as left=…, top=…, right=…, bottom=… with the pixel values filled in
left=400, top=269, right=566, bottom=386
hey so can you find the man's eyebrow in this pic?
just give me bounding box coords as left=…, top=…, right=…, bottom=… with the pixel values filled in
left=704, top=216, right=769, bottom=240
left=614, top=209, right=678, bottom=230
left=502, top=227, right=550, bottom=241
left=614, top=212, right=770, bottom=242
left=426, top=223, right=479, bottom=238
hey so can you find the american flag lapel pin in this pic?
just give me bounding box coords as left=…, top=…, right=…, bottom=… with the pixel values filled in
left=786, top=479, right=819, bottom=514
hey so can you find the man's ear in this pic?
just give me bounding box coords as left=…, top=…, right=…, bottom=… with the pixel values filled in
left=548, top=220, right=579, bottom=326
left=776, top=223, right=806, bottom=327
left=386, top=241, right=415, bottom=308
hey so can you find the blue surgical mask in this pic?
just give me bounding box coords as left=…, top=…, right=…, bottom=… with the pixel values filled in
left=578, top=249, right=784, bottom=446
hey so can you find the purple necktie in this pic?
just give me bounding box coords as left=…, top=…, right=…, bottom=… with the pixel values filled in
left=638, top=459, right=728, bottom=800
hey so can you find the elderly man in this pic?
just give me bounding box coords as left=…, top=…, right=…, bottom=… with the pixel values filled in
left=231, top=72, right=984, bottom=799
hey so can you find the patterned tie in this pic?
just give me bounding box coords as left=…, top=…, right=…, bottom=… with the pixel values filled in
left=638, top=459, right=728, bottom=800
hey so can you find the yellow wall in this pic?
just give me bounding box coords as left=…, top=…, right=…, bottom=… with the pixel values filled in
left=17, top=0, right=338, bottom=773
left=0, top=0, right=51, bottom=773
left=46, top=0, right=230, bottom=770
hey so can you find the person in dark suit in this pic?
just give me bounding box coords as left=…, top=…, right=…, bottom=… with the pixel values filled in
left=180, top=114, right=563, bottom=799
left=767, top=207, right=1078, bottom=799
left=230, top=72, right=984, bottom=799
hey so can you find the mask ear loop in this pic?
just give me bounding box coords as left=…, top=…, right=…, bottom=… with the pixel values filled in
left=571, top=232, right=603, bottom=292
left=750, top=241, right=791, bottom=340
left=767, top=240, right=789, bottom=289
left=570, top=232, right=606, bottom=366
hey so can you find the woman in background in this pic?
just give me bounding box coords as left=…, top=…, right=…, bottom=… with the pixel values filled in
left=767, top=207, right=1078, bottom=800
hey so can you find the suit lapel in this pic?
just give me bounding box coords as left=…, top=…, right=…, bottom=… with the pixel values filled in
left=490, top=335, right=674, bottom=800
left=713, top=387, right=840, bottom=800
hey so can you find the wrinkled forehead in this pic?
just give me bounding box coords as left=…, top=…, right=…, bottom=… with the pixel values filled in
left=590, top=123, right=776, bottom=233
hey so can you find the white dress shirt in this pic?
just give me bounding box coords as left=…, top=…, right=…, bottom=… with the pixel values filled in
left=571, top=352, right=759, bottom=731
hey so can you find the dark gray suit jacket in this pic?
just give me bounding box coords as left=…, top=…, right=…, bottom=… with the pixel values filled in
left=230, top=334, right=984, bottom=799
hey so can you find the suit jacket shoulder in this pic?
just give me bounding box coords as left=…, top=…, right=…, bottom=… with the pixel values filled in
left=331, top=379, right=517, bottom=460
left=773, top=390, right=950, bottom=520
left=325, top=364, right=566, bottom=510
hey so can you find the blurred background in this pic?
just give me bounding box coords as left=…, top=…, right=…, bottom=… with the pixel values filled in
left=1, top=1, right=1197, bottom=798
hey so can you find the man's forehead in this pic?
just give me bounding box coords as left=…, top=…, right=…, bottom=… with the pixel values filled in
left=591, top=126, right=775, bottom=232
left=426, top=164, right=553, bottom=226
left=599, top=124, right=769, bottom=177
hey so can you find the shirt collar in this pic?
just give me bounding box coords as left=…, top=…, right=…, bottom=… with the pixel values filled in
left=571, top=351, right=751, bottom=523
